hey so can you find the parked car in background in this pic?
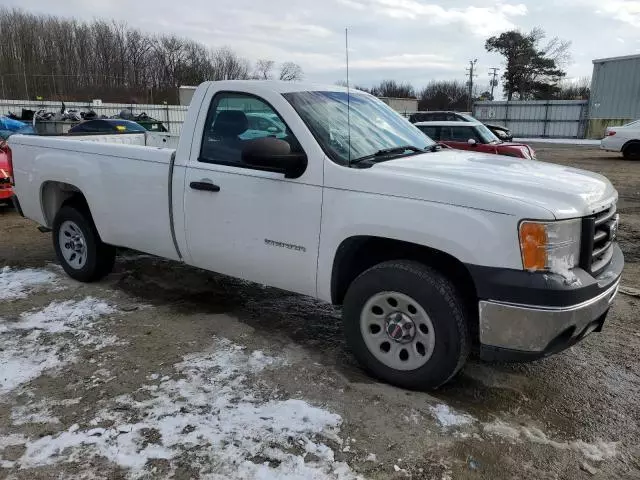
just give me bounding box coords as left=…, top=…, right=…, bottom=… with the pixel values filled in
left=68, top=119, right=147, bottom=135
left=415, top=121, right=535, bottom=159
left=0, top=141, right=13, bottom=206
left=601, top=120, right=640, bottom=159
left=409, top=111, right=513, bottom=142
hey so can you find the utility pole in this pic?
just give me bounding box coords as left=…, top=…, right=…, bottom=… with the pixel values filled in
left=489, top=67, right=499, bottom=101
left=466, top=59, right=478, bottom=112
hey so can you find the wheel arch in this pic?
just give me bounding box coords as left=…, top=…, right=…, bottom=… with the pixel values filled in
left=40, top=181, right=90, bottom=228
left=330, top=236, right=477, bottom=311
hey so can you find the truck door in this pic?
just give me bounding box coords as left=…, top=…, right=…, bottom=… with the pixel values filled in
left=182, top=91, right=322, bottom=297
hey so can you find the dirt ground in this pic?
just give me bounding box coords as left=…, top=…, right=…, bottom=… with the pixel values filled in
left=0, top=143, right=639, bottom=480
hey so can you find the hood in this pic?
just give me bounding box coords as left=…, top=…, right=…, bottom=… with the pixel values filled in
left=498, top=141, right=529, bottom=148
left=485, top=123, right=509, bottom=131
left=370, top=150, right=617, bottom=219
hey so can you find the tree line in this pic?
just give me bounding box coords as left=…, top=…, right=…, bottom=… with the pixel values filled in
left=347, top=76, right=588, bottom=112
left=345, top=27, right=588, bottom=110
left=0, top=8, right=303, bottom=104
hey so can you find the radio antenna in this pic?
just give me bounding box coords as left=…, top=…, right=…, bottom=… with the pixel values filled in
left=345, top=27, right=351, bottom=167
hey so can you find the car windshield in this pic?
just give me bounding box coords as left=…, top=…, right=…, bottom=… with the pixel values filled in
left=475, top=123, right=500, bottom=143
left=458, top=113, right=478, bottom=122
left=283, top=91, right=435, bottom=165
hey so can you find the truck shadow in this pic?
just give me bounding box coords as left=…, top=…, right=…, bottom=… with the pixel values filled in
left=111, top=252, right=569, bottom=429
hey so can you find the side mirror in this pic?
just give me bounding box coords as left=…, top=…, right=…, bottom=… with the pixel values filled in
left=242, top=137, right=307, bottom=179
left=467, top=138, right=477, bottom=146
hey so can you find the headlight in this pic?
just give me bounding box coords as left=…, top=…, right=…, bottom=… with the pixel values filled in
left=519, top=220, right=581, bottom=271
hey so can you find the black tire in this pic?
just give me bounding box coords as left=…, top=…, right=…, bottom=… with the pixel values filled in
left=52, top=204, right=116, bottom=282
left=343, top=260, right=470, bottom=390
left=623, top=142, right=640, bottom=160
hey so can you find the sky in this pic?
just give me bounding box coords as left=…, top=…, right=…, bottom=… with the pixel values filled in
left=4, top=0, right=640, bottom=93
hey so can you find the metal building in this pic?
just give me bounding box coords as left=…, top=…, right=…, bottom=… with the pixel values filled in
left=588, top=54, right=640, bottom=138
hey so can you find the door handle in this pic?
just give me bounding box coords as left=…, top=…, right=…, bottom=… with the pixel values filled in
left=190, top=181, right=220, bottom=192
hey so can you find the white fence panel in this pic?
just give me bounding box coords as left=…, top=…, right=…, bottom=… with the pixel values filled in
left=473, top=100, right=589, bottom=138
left=0, top=99, right=189, bottom=134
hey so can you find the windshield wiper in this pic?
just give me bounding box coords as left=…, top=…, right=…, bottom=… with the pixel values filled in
left=350, top=145, right=426, bottom=164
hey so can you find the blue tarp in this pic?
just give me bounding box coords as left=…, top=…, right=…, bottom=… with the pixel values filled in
left=0, top=116, right=27, bottom=131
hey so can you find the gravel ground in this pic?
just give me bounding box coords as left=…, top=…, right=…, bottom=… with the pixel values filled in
left=0, top=144, right=639, bottom=479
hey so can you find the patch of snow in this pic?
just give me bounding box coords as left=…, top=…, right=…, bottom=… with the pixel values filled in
left=15, top=298, right=115, bottom=336
left=9, top=338, right=359, bottom=479
left=483, top=420, right=617, bottom=461
left=0, top=298, right=119, bottom=395
left=483, top=420, right=520, bottom=440
left=0, top=267, right=59, bottom=301
left=429, top=404, right=475, bottom=428
left=11, top=401, right=62, bottom=425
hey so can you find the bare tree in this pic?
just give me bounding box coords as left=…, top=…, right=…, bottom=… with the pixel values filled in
left=279, top=62, right=303, bottom=81
left=418, top=80, right=469, bottom=111
left=211, top=47, right=251, bottom=81
left=254, top=59, right=275, bottom=80
left=0, top=7, right=255, bottom=103
left=370, top=80, right=415, bottom=98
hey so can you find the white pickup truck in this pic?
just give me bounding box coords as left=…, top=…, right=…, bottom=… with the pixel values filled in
left=9, top=81, right=623, bottom=389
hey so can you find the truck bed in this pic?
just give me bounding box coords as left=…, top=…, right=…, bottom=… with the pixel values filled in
left=9, top=132, right=180, bottom=260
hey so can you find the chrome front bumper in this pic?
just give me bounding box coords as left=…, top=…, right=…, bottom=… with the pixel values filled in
left=479, top=278, right=620, bottom=355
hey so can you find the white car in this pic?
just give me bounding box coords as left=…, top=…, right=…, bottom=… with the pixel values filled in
left=8, top=81, right=623, bottom=389
left=601, top=120, right=640, bottom=159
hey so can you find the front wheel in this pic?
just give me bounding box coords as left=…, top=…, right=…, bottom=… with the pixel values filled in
left=623, top=142, right=640, bottom=160
left=343, top=260, right=470, bottom=390
left=52, top=205, right=116, bottom=282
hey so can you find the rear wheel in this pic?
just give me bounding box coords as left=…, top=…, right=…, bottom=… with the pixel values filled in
left=343, top=260, right=470, bottom=390
left=52, top=205, right=116, bottom=282
left=623, top=142, right=640, bottom=160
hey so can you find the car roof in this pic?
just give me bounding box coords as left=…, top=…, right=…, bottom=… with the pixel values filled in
left=414, top=121, right=482, bottom=127
left=202, top=80, right=356, bottom=95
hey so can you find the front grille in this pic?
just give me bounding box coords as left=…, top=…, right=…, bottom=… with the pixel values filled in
left=580, top=205, right=618, bottom=276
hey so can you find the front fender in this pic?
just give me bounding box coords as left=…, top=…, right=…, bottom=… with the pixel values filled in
left=316, top=188, right=522, bottom=302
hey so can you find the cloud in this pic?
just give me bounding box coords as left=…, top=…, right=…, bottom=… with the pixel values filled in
left=351, top=53, right=456, bottom=70
left=570, top=0, right=640, bottom=27
left=600, top=1, right=640, bottom=27
left=339, top=0, right=528, bottom=36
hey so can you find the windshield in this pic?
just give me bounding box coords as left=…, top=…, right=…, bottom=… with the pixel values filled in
left=458, top=113, right=478, bottom=122
left=283, top=91, right=435, bottom=165
left=476, top=123, right=500, bottom=143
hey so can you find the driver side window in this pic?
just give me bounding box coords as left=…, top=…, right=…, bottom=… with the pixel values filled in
left=449, top=126, right=480, bottom=142
left=199, top=93, right=300, bottom=167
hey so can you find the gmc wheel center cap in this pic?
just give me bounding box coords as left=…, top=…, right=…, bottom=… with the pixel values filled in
left=385, top=312, right=416, bottom=344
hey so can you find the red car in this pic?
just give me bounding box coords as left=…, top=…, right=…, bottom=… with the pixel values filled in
left=415, top=121, right=535, bottom=159
left=0, top=141, right=13, bottom=205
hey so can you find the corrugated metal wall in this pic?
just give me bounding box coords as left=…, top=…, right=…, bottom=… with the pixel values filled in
left=378, top=97, right=418, bottom=115
left=590, top=55, right=640, bottom=120
left=473, top=100, right=589, bottom=138
left=0, top=99, right=188, bottom=134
